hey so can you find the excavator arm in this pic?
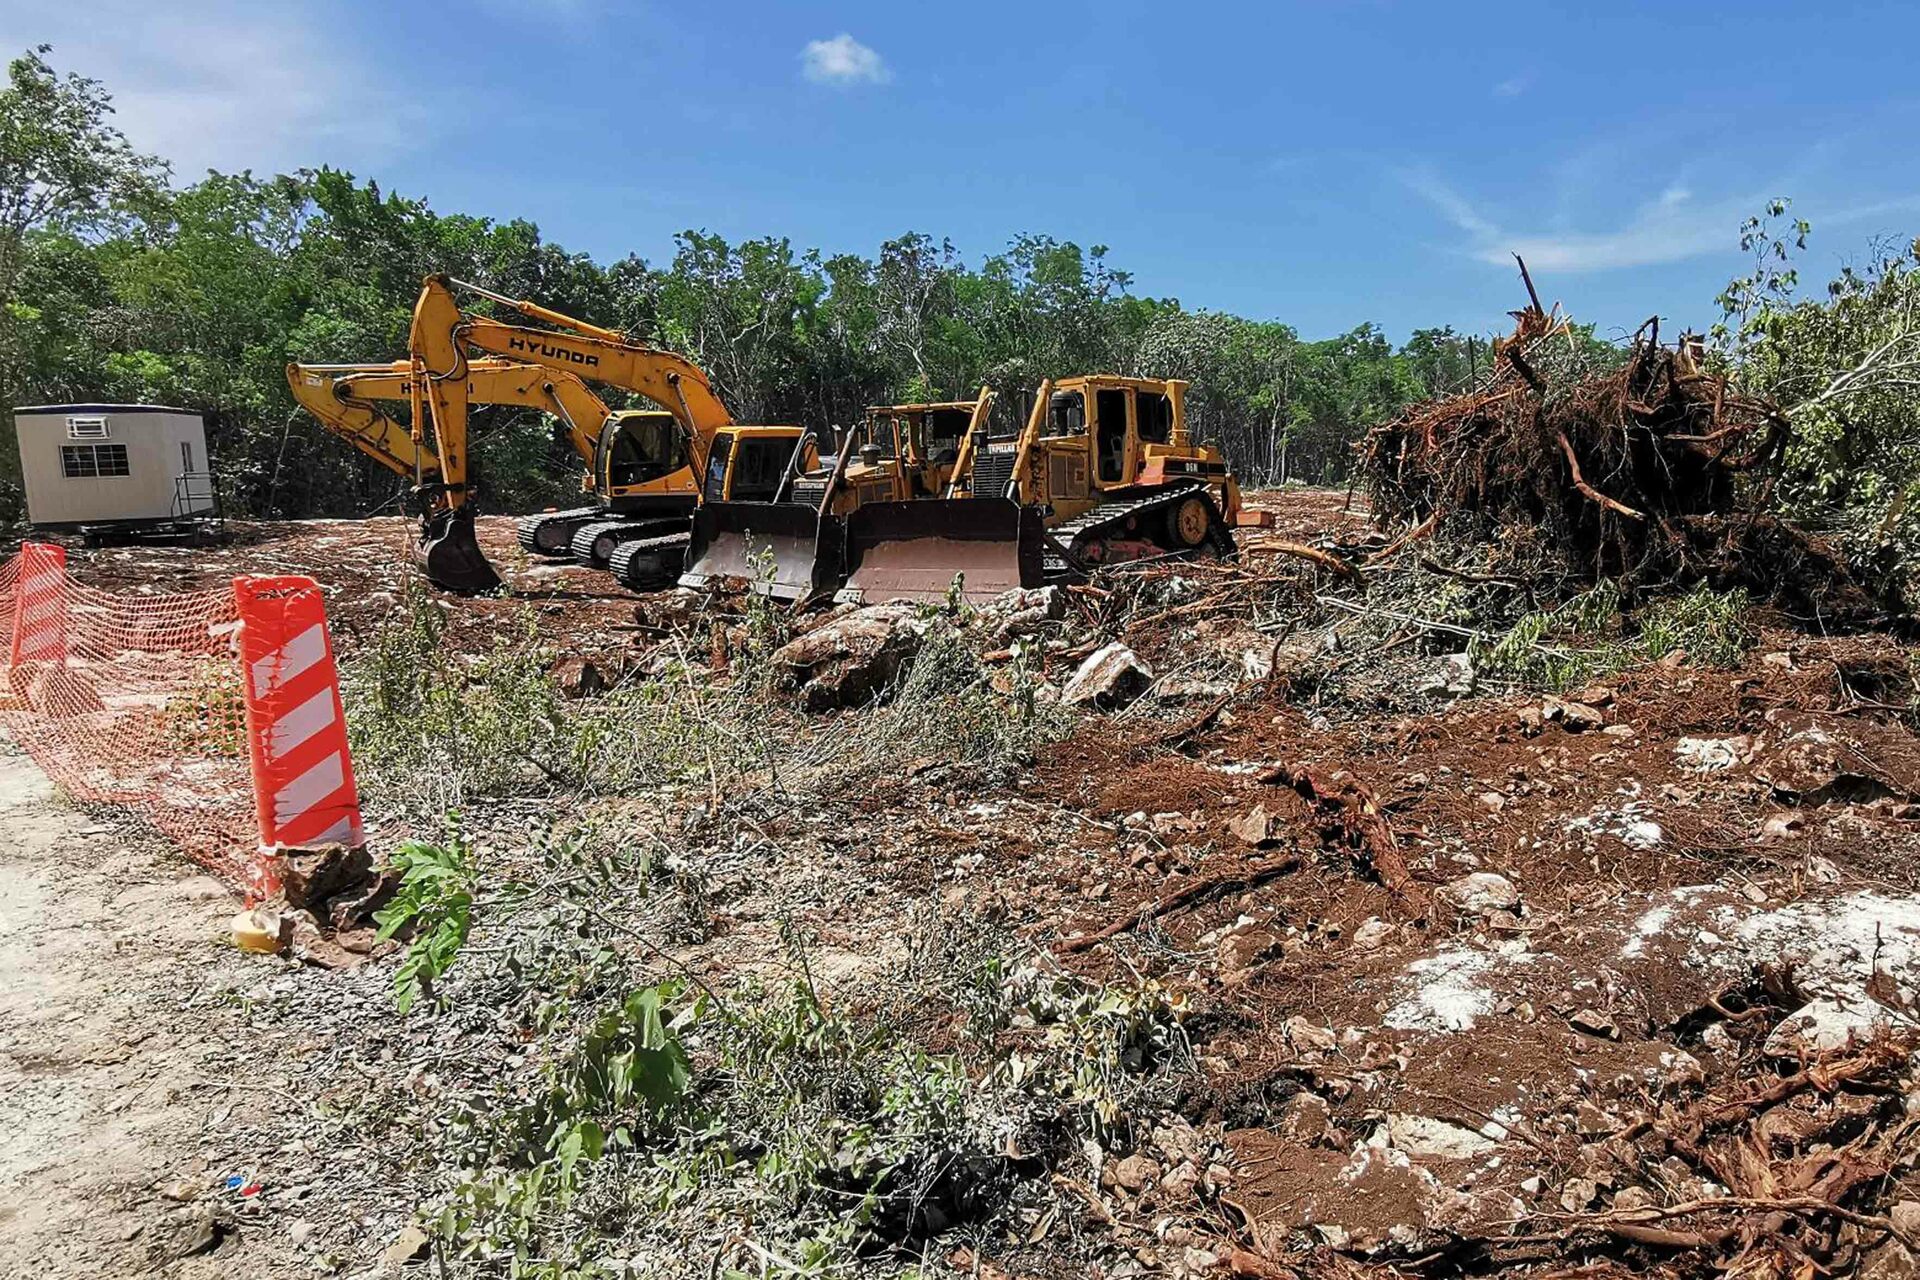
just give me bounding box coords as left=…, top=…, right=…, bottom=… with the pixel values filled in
left=408, top=274, right=735, bottom=508
left=288, top=359, right=444, bottom=482
left=286, top=357, right=619, bottom=591
left=285, top=358, right=613, bottom=483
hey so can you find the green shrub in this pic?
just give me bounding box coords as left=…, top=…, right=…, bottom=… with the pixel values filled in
left=344, top=582, right=566, bottom=802
left=1474, top=581, right=1752, bottom=690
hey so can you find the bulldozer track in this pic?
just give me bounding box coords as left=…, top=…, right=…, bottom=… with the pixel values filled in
left=608, top=531, right=693, bottom=591
left=1043, top=483, right=1235, bottom=578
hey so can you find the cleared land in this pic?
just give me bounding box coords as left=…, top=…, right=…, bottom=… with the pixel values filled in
left=4, top=487, right=1919, bottom=1278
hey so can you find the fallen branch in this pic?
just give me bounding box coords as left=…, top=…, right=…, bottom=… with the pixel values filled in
left=1555, top=428, right=1646, bottom=522
left=1696, top=1042, right=1907, bottom=1128
left=1262, top=762, right=1426, bottom=910
left=1312, top=593, right=1483, bottom=641
left=1245, top=540, right=1361, bottom=580
left=1365, top=511, right=1439, bottom=565
left=1556, top=1194, right=1918, bottom=1253
left=1139, top=691, right=1235, bottom=752
left=1054, top=854, right=1301, bottom=955
left=1416, top=556, right=1540, bottom=590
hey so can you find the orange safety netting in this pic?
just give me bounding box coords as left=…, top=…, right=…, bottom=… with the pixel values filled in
left=0, top=544, right=263, bottom=890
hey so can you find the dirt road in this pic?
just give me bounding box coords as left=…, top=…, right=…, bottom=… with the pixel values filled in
left=0, top=745, right=303, bottom=1277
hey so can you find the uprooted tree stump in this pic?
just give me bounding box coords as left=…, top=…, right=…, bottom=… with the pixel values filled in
left=1360, top=285, right=1885, bottom=622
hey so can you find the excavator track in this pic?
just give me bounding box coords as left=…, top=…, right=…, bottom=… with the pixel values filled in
left=1043, top=483, right=1235, bottom=578
left=608, top=531, right=693, bottom=592
left=517, top=506, right=605, bottom=557
left=568, top=517, right=690, bottom=568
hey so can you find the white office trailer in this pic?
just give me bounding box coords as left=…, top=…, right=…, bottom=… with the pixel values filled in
left=13, top=403, right=221, bottom=538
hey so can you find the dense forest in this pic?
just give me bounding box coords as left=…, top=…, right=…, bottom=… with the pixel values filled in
left=1, top=46, right=1914, bottom=588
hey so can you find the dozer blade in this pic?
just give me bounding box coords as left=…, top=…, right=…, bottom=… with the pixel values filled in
left=838, top=498, right=1044, bottom=605
left=416, top=507, right=503, bottom=595
left=679, top=502, right=846, bottom=601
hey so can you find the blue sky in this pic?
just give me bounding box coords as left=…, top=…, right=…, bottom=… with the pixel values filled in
left=7, top=0, right=1918, bottom=342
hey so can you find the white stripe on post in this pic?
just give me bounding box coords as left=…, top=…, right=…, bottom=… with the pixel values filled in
left=273, top=750, right=344, bottom=826
left=19, top=597, right=64, bottom=628
left=249, top=621, right=327, bottom=695
left=268, top=685, right=338, bottom=756
left=307, top=814, right=360, bottom=846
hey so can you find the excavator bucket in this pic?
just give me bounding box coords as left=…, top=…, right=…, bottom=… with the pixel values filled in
left=679, top=502, right=846, bottom=601
left=838, top=498, right=1045, bottom=605
left=416, top=507, right=503, bottom=595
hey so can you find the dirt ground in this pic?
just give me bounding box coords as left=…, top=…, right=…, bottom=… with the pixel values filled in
left=7, top=487, right=1920, bottom=1277
left=0, top=745, right=315, bottom=1277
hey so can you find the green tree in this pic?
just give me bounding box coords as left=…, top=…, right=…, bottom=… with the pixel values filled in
left=0, top=46, right=167, bottom=508
left=1717, top=204, right=1920, bottom=596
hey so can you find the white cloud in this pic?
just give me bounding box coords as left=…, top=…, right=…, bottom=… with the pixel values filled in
left=1403, top=136, right=1920, bottom=277
left=800, top=33, right=890, bottom=87
left=2, top=0, right=431, bottom=180
left=1492, top=72, right=1533, bottom=98
left=1403, top=168, right=1760, bottom=273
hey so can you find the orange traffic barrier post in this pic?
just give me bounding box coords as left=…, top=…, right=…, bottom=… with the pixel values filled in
left=10, top=542, right=69, bottom=665
left=233, top=575, right=364, bottom=893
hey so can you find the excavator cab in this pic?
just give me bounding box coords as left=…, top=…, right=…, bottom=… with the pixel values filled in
left=598, top=410, right=687, bottom=491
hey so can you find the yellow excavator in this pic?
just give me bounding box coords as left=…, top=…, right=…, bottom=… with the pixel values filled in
left=836, top=375, right=1240, bottom=603
left=680, top=388, right=996, bottom=599
left=289, top=275, right=812, bottom=593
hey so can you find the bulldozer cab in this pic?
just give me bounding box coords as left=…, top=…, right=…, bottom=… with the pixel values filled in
left=596, top=410, right=688, bottom=493
left=1014, top=377, right=1219, bottom=524
left=1038, top=378, right=1182, bottom=498
left=858, top=393, right=994, bottom=502
left=702, top=427, right=809, bottom=503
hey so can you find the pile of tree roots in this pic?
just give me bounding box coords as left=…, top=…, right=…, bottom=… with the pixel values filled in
left=1360, top=289, right=1885, bottom=622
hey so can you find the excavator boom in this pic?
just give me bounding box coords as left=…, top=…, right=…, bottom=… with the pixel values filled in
left=286, top=358, right=613, bottom=483
left=287, top=360, right=444, bottom=482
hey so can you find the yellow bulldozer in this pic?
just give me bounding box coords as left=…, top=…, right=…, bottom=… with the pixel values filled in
left=680, top=389, right=995, bottom=598
left=840, top=374, right=1240, bottom=603
left=681, top=375, right=1240, bottom=604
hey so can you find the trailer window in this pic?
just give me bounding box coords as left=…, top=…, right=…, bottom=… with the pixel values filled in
left=66, top=416, right=109, bottom=440
left=61, top=444, right=130, bottom=478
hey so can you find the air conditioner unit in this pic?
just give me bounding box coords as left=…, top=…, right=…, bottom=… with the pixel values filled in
left=67, top=416, right=109, bottom=440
